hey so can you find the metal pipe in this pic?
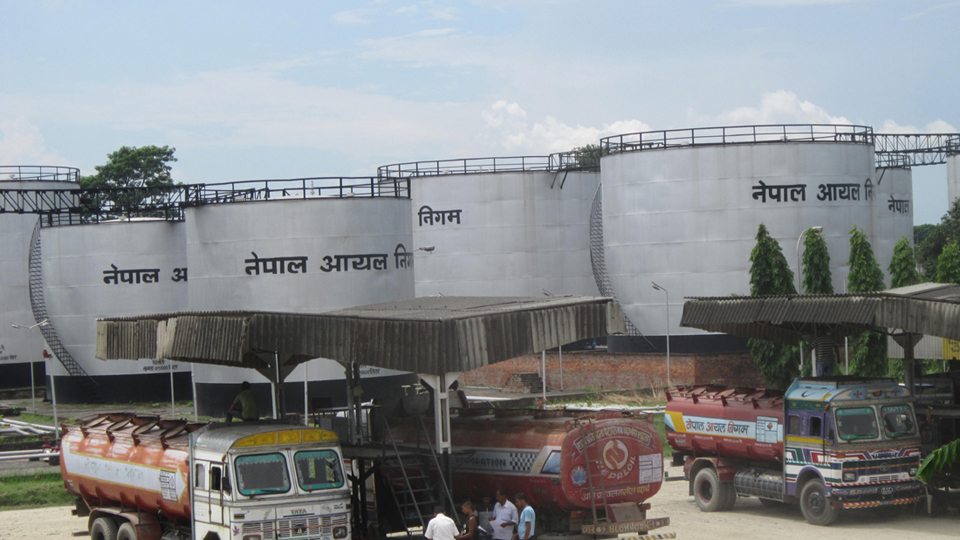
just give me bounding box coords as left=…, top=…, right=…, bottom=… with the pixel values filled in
left=541, top=351, right=547, bottom=403
left=559, top=345, right=563, bottom=391
left=169, top=360, right=176, bottom=417
left=191, top=363, right=198, bottom=420
left=303, top=361, right=309, bottom=427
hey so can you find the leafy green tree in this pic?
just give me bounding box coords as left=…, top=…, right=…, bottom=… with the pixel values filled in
left=79, top=145, right=177, bottom=218
left=888, top=237, right=920, bottom=288
left=847, top=227, right=887, bottom=377
left=936, top=240, right=960, bottom=284
left=917, top=199, right=960, bottom=280
left=918, top=438, right=960, bottom=482
left=570, top=144, right=601, bottom=169
left=802, top=229, right=832, bottom=294
left=747, top=224, right=799, bottom=389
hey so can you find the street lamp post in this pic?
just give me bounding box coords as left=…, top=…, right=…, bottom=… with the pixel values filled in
left=11, top=320, right=49, bottom=413
left=795, top=226, right=823, bottom=375
left=651, top=282, right=671, bottom=387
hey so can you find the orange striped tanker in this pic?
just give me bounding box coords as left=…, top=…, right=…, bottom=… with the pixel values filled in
left=665, top=378, right=924, bottom=526
left=385, top=409, right=668, bottom=535
left=60, top=413, right=351, bottom=540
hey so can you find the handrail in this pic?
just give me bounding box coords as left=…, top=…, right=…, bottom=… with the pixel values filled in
left=377, top=150, right=600, bottom=179
left=0, top=165, right=80, bottom=183
left=600, top=124, right=875, bottom=156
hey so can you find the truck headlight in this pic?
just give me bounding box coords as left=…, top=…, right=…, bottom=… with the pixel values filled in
left=334, top=526, right=348, bottom=539
left=909, top=467, right=918, bottom=477
left=842, top=471, right=857, bottom=482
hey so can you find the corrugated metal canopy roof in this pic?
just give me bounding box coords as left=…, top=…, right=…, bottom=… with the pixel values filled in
left=680, top=283, right=960, bottom=345
left=96, top=296, right=626, bottom=376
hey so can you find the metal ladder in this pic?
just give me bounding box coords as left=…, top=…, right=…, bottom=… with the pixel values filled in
left=575, top=415, right=612, bottom=528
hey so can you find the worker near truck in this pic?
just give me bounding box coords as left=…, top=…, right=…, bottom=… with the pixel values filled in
left=426, top=506, right=458, bottom=540
left=512, top=493, right=535, bottom=540
left=226, top=381, right=259, bottom=422
left=455, top=501, right=480, bottom=540
left=490, top=489, right=517, bottom=540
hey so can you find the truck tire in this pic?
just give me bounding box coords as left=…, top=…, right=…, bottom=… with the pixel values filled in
left=799, top=479, right=840, bottom=526
left=693, top=468, right=730, bottom=512
left=117, top=522, right=138, bottom=540
left=90, top=517, right=119, bottom=540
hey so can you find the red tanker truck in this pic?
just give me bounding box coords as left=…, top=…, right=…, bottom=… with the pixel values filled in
left=386, top=408, right=670, bottom=536
left=60, top=413, right=351, bottom=540
left=665, top=377, right=924, bottom=526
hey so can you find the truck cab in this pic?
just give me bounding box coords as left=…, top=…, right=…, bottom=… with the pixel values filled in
left=191, top=424, right=352, bottom=540
left=783, top=378, right=923, bottom=523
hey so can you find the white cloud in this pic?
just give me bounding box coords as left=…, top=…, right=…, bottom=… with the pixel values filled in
left=396, top=5, right=418, bottom=15
left=901, top=1, right=960, bottom=21
left=689, top=90, right=852, bottom=126
left=481, top=101, right=650, bottom=153
left=878, top=119, right=958, bottom=134
left=428, top=6, right=459, bottom=20
left=0, top=117, right=70, bottom=167
left=332, top=9, right=374, bottom=24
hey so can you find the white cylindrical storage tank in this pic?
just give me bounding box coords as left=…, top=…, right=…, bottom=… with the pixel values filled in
left=0, top=166, right=79, bottom=390
left=600, top=125, right=876, bottom=350
left=949, top=154, right=960, bottom=206
left=872, top=167, right=914, bottom=283
left=185, top=179, right=416, bottom=416
left=380, top=157, right=600, bottom=298
left=40, top=220, right=188, bottom=401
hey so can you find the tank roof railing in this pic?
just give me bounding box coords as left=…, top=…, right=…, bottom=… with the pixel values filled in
left=600, top=124, right=875, bottom=156
left=0, top=176, right=409, bottom=228
left=0, top=165, right=81, bottom=183
left=874, top=133, right=960, bottom=167
left=377, top=151, right=600, bottom=179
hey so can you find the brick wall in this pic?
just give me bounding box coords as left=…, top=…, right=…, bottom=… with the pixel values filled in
left=459, top=350, right=762, bottom=391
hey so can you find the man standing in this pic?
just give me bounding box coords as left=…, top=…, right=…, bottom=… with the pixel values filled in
left=512, top=493, right=535, bottom=540
left=490, top=489, right=517, bottom=540
left=226, top=381, right=259, bottom=422
left=426, top=506, right=458, bottom=540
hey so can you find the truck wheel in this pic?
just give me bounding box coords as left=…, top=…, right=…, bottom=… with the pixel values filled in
left=90, top=517, right=118, bottom=540
left=720, top=483, right=737, bottom=511
left=117, top=522, right=138, bottom=540
left=693, top=468, right=728, bottom=512
left=799, top=480, right=840, bottom=526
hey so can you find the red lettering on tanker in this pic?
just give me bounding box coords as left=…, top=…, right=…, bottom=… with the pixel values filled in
left=572, top=426, right=652, bottom=453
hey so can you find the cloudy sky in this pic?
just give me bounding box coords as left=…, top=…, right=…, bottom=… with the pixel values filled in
left=1, top=1, right=957, bottom=223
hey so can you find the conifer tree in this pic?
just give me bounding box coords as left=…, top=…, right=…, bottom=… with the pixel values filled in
left=747, top=224, right=799, bottom=389
left=888, top=237, right=920, bottom=288
left=802, top=229, right=832, bottom=294
left=848, top=227, right=887, bottom=377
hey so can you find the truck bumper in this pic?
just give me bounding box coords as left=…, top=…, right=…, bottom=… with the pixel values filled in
left=829, top=480, right=924, bottom=509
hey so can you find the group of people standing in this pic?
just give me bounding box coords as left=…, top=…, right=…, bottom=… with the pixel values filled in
left=426, top=490, right=536, bottom=540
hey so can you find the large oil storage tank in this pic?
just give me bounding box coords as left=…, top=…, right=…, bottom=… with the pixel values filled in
left=599, top=125, right=877, bottom=350
left=949, top=153, right=960, bottom=205
left=39, top=219, right=189, bottom=402
left=379, top=156, right=600, bottom=298
left=0, top=166, right=80, bottom=389
left=184, top=178, right=417, bottom=416
left=872, top=166, right=914, bottom=281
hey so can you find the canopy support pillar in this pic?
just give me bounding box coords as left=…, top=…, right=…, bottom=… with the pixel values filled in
left=892, top=332, right=922, bottom=392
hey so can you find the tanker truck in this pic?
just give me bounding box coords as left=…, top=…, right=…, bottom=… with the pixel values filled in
left=385, top=409, right=670, bottom=537
left=665, top=377, right=924, bottom=526
left=60, top=413, right=351, bottom=540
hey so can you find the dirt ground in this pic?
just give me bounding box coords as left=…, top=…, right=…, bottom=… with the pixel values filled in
left=1, top=465, right=956, bottom=540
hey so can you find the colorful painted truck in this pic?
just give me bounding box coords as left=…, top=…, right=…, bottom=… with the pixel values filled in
left=60, top=413, right=351, bottom=540
left=387, top=409, right=669, bottom=536
left=665, top=377, right=924, bottom=526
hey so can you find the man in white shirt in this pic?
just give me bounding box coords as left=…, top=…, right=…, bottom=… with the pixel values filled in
left=426, top=506, right=458, bottom=540
left=490, top=489, right=518, bottom=540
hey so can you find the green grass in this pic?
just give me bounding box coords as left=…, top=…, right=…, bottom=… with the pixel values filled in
left=0, top=472, right=74, bottom=510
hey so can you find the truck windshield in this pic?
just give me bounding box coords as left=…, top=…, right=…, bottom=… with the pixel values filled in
left=294, top=450, right=344, bottom=491
left=835, top=407, right=879, bottom=441
left=881, top=405, right=917, bottom=438
left=235, top=453, right=291, bottom=496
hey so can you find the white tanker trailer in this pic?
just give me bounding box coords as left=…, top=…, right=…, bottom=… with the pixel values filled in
left=60, top=413, right=351, bottom=540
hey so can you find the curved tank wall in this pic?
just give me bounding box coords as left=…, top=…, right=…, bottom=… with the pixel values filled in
left=602, top=140, right=876, bottom=341
left=872, top=167, right=914, bottom=285
left=185, top=197, right=416, bottom=416
left=949, top=154, right=960, bottom=205
left=410, top=170, right=600, bottom=298
left=40, top=220, right=189, bottom=401
left=0, top=178, right=79, bottom=388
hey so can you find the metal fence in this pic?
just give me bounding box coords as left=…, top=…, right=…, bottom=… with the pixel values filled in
left=600, top=124, right=875, bottom=155
left=0, top=177, right=410, bottom=227
left=0, top=165, right=80, bottom=183
left=377, top=150, right=600, bottom=179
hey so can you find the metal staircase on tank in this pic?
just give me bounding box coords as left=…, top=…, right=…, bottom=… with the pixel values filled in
left=377, top=415, right=460, bottom=535
left=28, top=220, right=101, bottom=399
